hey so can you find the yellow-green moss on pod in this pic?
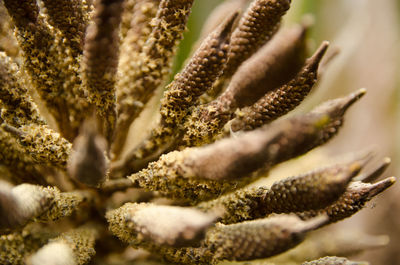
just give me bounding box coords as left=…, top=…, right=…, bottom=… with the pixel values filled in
left=301, top=256, right=368, bottom=265
left=27, top=226, right=98, bottom=265
left=114, top=0, right=195, bottom=155
left=0, top=182, right=89, bottom=233
left=0, top=52, right=45, bottom=127
left=106, top=202, right=218, bottom=247
left=0, top=226, right=54, bottom=265
left=0, top=126, right=45, bottom=184
left=114, top=12, right=237, bottom=173
left=2, top=123, right=72, bottom=169
left=3, top=0, right=89, bottom=140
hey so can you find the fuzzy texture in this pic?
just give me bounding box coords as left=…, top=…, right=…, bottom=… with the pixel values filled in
left=0, top=1, right=395, bottom=265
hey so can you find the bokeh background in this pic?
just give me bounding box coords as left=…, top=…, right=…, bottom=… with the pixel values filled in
left=175, top=0, right=400, bottom=264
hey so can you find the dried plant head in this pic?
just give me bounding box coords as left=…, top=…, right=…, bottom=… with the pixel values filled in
left=0, top=0, right=395, bottom=265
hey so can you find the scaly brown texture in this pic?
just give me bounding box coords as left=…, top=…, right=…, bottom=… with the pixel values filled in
left=115, top=13, right=236, bottom=175
left=114, top=0, right=194, bottom=155
left=81, top=0, right=124, bottom=142
left=198, top=157, right=365, bottom=224
left=231, top=41, right=329, bottom=132
left=205, top=0, right=291, bottom=99
left=180, top=24, right=308, bottom=147
left=204, top=215, right=327, bottom=262
left=0, top=52, right=45, bottom=126
left=297, top=178, right=396, bottom=224
left=2, top=123, right=72, bottom=169
left=41, top=0, right=90, bottom=55
left=4, top=0, right=89, bottom=141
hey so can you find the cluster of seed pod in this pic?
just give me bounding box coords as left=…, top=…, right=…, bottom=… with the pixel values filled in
left=0, top=0, right=395, bottom=264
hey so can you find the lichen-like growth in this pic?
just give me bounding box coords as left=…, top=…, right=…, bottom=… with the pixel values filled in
left=0, top=0, right=395, bottom=265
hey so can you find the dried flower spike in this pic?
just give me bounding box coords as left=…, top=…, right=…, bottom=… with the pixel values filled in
left=231, top=41, right=329, bottom=132
left=28, top=226, right=98, bottom=265
left=180, top=24, right=309, bottom=147
left=106, top=202, right=219, bottom=248
left=205, top=215, right=327, bottom=262
left=67, top=118, right=108, bottom=187
left=114, top=0, right=194, bottom=155
left=0, top=1, right=395, bottom=264
left=302, top=256, right=369, bottom=265
left=198, top=155, right=367, bottom=224
left=127, top=90, right=364, bottom=202
left=81, top=0, right=124, bottom=142
left=298, top=177, right=396, bottom=224
left=114, top=12, right=237, bottom=174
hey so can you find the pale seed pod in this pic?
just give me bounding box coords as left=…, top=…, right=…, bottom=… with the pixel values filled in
left=301, top=256, right=369, bottom=265
left=106, top=202, right=219, bottom=247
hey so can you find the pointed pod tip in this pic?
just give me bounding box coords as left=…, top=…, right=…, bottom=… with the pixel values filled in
left=367, top=177, right=396, bottom=198
left=305, top=41, right=329, bottom=70
left=383, top=157, right=391, bottom=164
left=342, top=88, right=366, bottom=111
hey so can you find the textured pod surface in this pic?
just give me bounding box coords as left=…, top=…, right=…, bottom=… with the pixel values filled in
left=231, top=41, right=329, bottom=132
left=106, top=203, right=218, bottom=247
left=198, top=156, right=366, bottom=224
left=205, top=215, right=327, bottom=262
left=116, top=13, right=236, bottom=175
left=301, top=256, right=368, bottom=265
left=298, top=177, right=396, bottom=224
left=0, top=1, right=395, bottom=264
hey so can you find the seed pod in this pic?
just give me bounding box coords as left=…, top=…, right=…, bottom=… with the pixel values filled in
left=297, top=177, right=396, bottom=224
left=81, top=0, right=124, bottom=142
left=41, top=0, right=90, bottom=54
left=27, top=226, right=98, bottom=265
left=114, top=0, right=195, bottom=154
left=302, top=256, right=369, bottom=265
left=180, top=24, right=309, bottom=147
left=2, top=123, right=72, bottom=169
left=231, top=41, right=329, bottom=132
left=0, top=181, right=88, bottom=234
left=114, top=12, right=236, bottom=174
left=106, top=203, right=219, bottom=247
left=68, top=119, right=108, bottom=187
left=225, top=0, right=291, bottom=77
left=205, top=215, right=327, bottom=262
left=128, top=91, right=364, bottom=202
left=199, top=155, right=367, bottom=224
